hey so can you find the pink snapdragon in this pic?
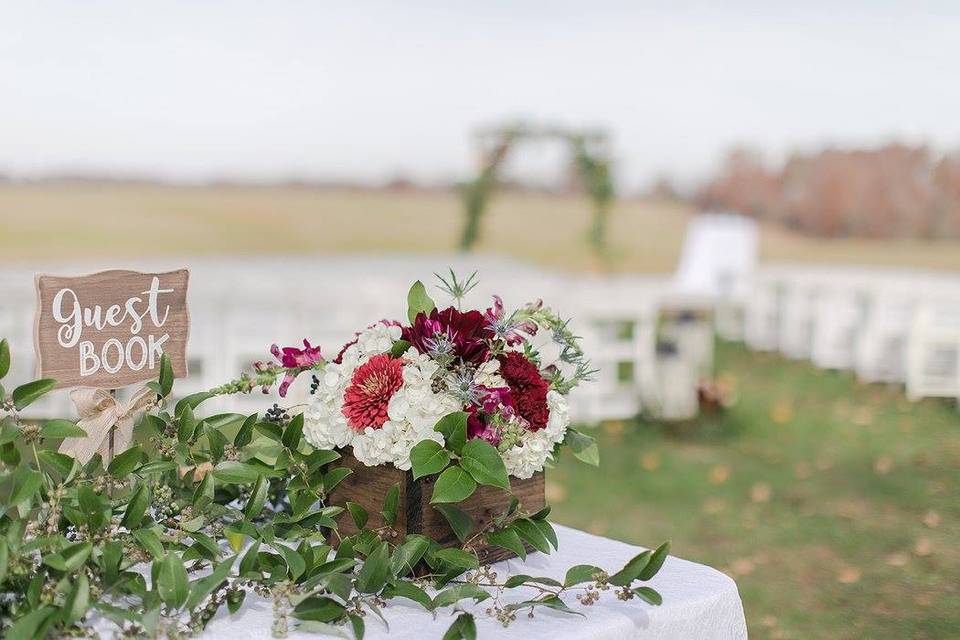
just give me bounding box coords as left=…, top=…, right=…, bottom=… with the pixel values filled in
left=270, top=339, right=324, bottom=397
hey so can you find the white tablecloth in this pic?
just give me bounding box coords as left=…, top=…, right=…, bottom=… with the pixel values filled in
left=204, top=525, right=747, bottom=640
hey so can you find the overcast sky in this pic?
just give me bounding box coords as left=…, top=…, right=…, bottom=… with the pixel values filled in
left=2, top=1, right=959, bottom=190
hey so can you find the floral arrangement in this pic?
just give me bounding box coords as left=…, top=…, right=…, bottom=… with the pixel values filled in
left=302, top=273, right=594, bottom=481
left=0, top=272, right=669, bottom=640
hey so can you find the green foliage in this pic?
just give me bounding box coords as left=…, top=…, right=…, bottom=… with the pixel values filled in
left=406, top=280, right=436, bottom=324
left=0, top=335, right=667, bottom=639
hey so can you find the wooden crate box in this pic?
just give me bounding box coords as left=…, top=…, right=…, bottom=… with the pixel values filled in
left=328, top=449, right=545, bottom=565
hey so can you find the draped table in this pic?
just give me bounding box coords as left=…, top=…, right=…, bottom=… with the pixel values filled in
left=203, top=525, right=747, bottom=640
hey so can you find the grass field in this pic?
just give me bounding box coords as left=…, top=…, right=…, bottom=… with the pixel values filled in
left=4, top=182, right=960, bottom=272
left=552, top=341, right=960, bottom=639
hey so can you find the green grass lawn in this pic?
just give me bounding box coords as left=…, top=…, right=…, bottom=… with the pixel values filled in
left=552, top=341, right=960, bottom=639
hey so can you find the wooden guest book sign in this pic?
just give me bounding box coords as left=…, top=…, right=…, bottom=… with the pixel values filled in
left=34, top=269, right=190, bottom=389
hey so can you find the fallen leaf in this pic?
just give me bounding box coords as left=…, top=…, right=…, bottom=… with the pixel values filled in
left=709, top=465, right=730, bottom=485
left=837, top=567, right=861, bottom=584
left=770, top=400, right=793, bottom=424
left=603, top=421, right=625, bottom=436
left=751, top=482, right=772, bottom=503
left=922, top=511, right=941, bottom=529
left=851, top=406, right=873, bottom=426
left=730, top=558, right=755, bottom=576
left=885, top=552, right=909, bottom=567
left=641, top=453, right=660, bottom=471
left=914, top=537, right=933, bottom=557
left=873, top=456, right=893, bottom=475
left=794, top=462, right=811, bottom=479
left=702, top=498, right=726, bottom=515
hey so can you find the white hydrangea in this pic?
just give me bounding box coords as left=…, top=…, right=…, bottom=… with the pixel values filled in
left=356, top=322, right=402, bottom=357
left=473, top=358, right=506, bottom=388
left=302, top=357, right=356, bottom=450
left=501, top=390, right=570, bottom=479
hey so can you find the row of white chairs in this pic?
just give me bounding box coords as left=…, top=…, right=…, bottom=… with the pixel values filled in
left=742, top=265, right=960, bottom=402
left=0, top=256, right=713, bottom=424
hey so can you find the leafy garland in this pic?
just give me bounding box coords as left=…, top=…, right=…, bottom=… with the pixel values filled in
left=0, top=335, right=668, bottom=639
left=458, top=123, right=615, bottom=255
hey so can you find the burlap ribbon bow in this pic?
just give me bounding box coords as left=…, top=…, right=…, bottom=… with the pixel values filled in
left=59, top=387, right=157, bottom=464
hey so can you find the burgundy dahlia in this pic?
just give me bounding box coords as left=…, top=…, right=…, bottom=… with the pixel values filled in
left=497, top=351, right=550, bottom=430
left=403, top=307, right=494, bottom=365
left=341, top=354, right=403, bottom=431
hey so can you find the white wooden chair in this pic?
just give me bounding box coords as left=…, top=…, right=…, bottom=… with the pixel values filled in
left=855, top=284, right=917, bottom=383
left=905, top=288, right=960, bottom=401
left=672, top=212, right=758, bottom=341
left=778, top=271, right=821, bottom=361
left=810, top=277, right=869, bottom=370
left=744, top=271, right=781, bottom=351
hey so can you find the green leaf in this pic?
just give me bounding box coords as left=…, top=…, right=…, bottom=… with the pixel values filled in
left=186, top=555, right=236, bottom=610
left=564, top=428, right=599, bottom=466
left=234, top=413, right=258, bottom=447
left=282, top=413, right=304, bottom=449
left=390, top=534, right=431, bottom=577
left=511, top=519, right=550, bottom=554
left=503, top=574, right=563, bottom=588
left=382, top=580, right=432, bottom=609
left=62, top=573, right=90, bottom=624
left=121, top=482, right=151, bottom=529
left=177, top=405, right=197, bottom=443
left=486, top=528, right=526, bottom=560
left=323, top=466, right=353, bottom=493
left=638, top=541, right=670, bottom=581
left=175, top=391, right=214, bottom=416
left=238, top=540, right=261, bottom=576
left=533, top=518, right=558, bottom=550
left=157, top=553, right=189, bottom=609
left=133, top=529, right=165, bottom=560
left=505, top=594, right=583, bottom=616
left=433, top=504, right=474, bottom=543
left=442, top=612, right=477, bottom=640
left=388, top=339, right=412, bottom=358
left=213, top=461, right=261, bottom=484
left=460, top=439, right=510, bottom=490
left=346, top=501, right=369, bottom=530
left=432, top=548, right=479, bottom=570
left=9, top=467, right=42, bottom=506
left=276, top=544, right=306, bottom=580
left=633, top=586, right=663, bottom=605
left=6, top=606, right=55, bottom=640
left=43, top=541, right=92, bottom=572
left=0, top=541, right=7, bottom=582
left=137, top=460, right=178, bottom=475
left=410, top=439, right=451, bottom=480
left=243, top=475, right=269, bottom=520
left=434, top=412, right=468, bottom=455
left=608, top=550, right=652, bottom=586
left=430, top=465, right=477, bottom=504
left=431, top=583, right=491, bottom=609
left=0, top=338, right=9, bottom=379
left=355, top=541, right=391, bottom=594
left=159, top=353, right=174, bottom=397
left=12, top=378, right=57, bottom=410
left=293, top=596, right=346, bottom=622
left=108, top=444, right=143, bottom=477
left=407, top=280, right=436, bottom=324
left=564, top=564, right=604, bottom=587
left=381, top=483, right=400, bottom=526
left=192, top=472, right=215, bottom=508
left=349, top=613, right=365, bottom=640
left=40, top=419, right=85, bottom=439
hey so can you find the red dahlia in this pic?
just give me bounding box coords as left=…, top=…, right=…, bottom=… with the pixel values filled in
left=497, top=352, right=550, bottom=430
left=341, top=354, right=404, bottom=431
